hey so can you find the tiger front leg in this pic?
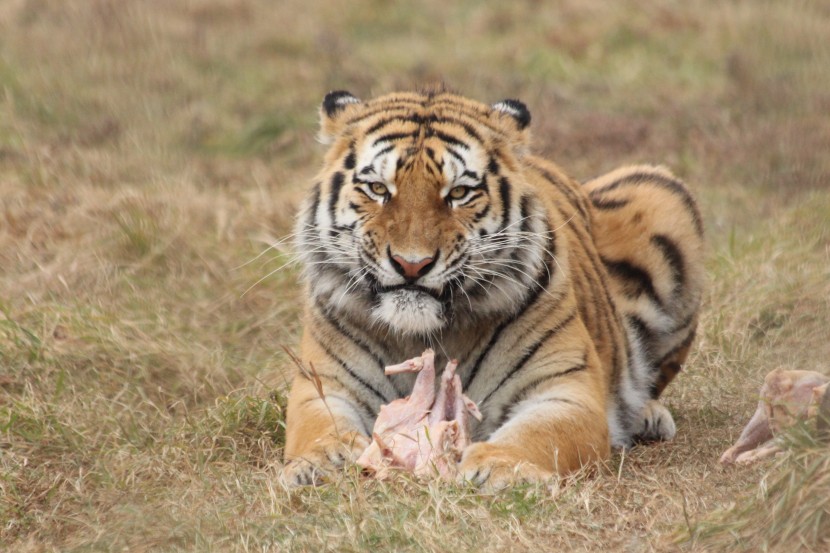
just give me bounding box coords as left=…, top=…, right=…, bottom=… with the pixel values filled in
left=281, top=376, right=370, bottom=487
left=458, top=388, right=610, bottom=489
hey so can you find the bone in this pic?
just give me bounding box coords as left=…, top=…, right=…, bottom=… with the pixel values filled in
left=720, top=369, right=830, bottom=465
left=817, top=382, right=830, bottom=441
left=356, top=349, right=480, bottom=479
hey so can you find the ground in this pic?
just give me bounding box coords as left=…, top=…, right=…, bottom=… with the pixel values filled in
left=1, top=0, right=829, bottom=551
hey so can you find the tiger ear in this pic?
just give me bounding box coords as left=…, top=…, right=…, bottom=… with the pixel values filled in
left=319, top=90, right=362, bottom=144
left=490, top=99, right=531, bottom=151
left=491, top=99, right=531, bottom=131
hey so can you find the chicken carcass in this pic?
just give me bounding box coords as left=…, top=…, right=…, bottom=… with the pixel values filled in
left=356, top=349, right=482, bottom=479
left=720, top=368, right=830, bottom=465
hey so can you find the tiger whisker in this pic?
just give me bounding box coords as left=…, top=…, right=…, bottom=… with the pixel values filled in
left=335, top=266, right=372, bottom=307
left=460, top=267, right=515, bottom=303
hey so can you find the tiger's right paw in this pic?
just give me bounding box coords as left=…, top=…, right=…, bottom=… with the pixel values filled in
left=634, top=399, right=676, bottom=443
left=280, top=432, right=370, bottom=488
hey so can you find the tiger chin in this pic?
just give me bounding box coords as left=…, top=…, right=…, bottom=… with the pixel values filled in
left=372, top=286, right=446, bottom=336
left=280, top=87, right=705, bottom=489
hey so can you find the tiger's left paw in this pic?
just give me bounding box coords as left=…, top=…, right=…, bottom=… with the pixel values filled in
left=457, top=443, right=554, bottom=490
left=634, top=400, right=676, bottom=443
left=280, top=431, right=370, bottom=488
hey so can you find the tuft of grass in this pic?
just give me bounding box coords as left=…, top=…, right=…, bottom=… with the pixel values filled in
left=189, top=391, right=287, bottom=464
left=679, top=427, right=830, bottom=551
left=0, top=304, right=43, bottom=362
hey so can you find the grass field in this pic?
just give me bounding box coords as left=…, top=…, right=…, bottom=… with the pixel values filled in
left=1, top=0, right=829, bottom=551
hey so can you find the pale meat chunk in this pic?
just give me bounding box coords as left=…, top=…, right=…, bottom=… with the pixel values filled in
left=356, top=349, right=482, bottom=479
left=720, top=368, right=830, bottom=465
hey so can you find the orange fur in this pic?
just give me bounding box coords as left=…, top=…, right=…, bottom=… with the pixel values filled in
left=282, top=90, right=703, bottom=487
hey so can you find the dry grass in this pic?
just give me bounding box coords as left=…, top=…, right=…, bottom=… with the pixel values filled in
left=684, top=427, right=830, bottom=551
left=1, top=0, right=829, bottom=550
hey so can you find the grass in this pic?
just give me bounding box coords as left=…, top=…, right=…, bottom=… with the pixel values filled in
left=1, top=0, right=829, bottom=550
left=683, top=426, right=830, bottom=551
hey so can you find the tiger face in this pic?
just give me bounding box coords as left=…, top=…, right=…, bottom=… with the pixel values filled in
left=297, top=90, right=553, bottom=337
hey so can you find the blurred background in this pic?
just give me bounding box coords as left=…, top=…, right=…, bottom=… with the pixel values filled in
left=1, top=0, right=829, bottom=550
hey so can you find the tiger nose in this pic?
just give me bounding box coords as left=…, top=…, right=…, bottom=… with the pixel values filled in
left=389, top=250, right=437, bottom=280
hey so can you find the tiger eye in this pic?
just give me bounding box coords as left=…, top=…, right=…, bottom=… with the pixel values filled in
left=370, top=182, right=388, bottom=196
left=449, top=186, right=468, bottom=200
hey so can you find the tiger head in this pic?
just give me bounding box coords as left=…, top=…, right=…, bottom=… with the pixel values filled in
left=296, top=89, right=554, bottom=337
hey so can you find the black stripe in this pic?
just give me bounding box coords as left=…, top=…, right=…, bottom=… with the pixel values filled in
left=308, top=182, right=321, bottom=222
left=509, top=363, right=588, bottom=406
left=461, top=192, right=485, bottom=205
left=472, top=202, right=491, bottom=222
left=374, top=144, right=396, bottom=160
left=601, top=256, right=662, bottom=306
left=590, top=195, right=630, bottom=210
left=445, top=146, right=466, bottom=165
left=495, top=363, right=587, bottom=427
left=518, top=196, right=532, bottom=233
left=345, top=96, right=500, bottom=135
left=592, top=172, right=703, bottom=235
left=627, top=314, right=654, bottom=357
left=365, top=116, right=409, bottom=136
left=394, top=112, right=492, bottom=142
left=435, top=118, right=484, bottom=144
left=443, top=250, right=470, bottom=273
left=313, top=302, right=407, bottom=398
left=371, top=131, right=417, bottom=147
left=328, top=172, right=345, bottom=222
left=429, top=129, right=469, bottom=149
left=498, top=177, right=511, bottom=231
left=343, top=149, right=356, bottom=170
left=479, top=311, right=577, bottom=406
left=424, top=146, right=444, bottom=172
left=651, top=326, right=697, bottom=398
left=345, top=102, right=425, bottom=125
left=312, top=331, right=391, bottom=406
left=365, top=111, right=459, bottom=134
left=534, top=216, right=558, bottom=263
left=507, top=360, right=588, bottom=405
left=488, top=156, right=500, bottom=175
left=363, top=114, right=486, bottom=157
left=353, top=187, right=374, bottom=201
left=655, top=323, right=697, bottom=371
left=651, top=234, right=685, bottom=291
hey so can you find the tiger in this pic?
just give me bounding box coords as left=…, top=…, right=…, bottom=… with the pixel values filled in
left=281, top=87, right=704, bottom=488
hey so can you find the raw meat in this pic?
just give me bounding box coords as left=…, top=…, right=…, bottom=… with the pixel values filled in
left=356, top=349, right=482, bottom=479
left=720, top=368, right=830, bottom=465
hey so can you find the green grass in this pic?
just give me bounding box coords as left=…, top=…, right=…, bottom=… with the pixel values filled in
left=1, top=0, right=829, bottom=550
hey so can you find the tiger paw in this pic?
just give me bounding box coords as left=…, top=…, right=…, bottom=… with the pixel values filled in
left=634, top=400, right=676, bottom=443
left=280, top=432, right=370, bottom=487
left=457, top=442, right=554, bottom=490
